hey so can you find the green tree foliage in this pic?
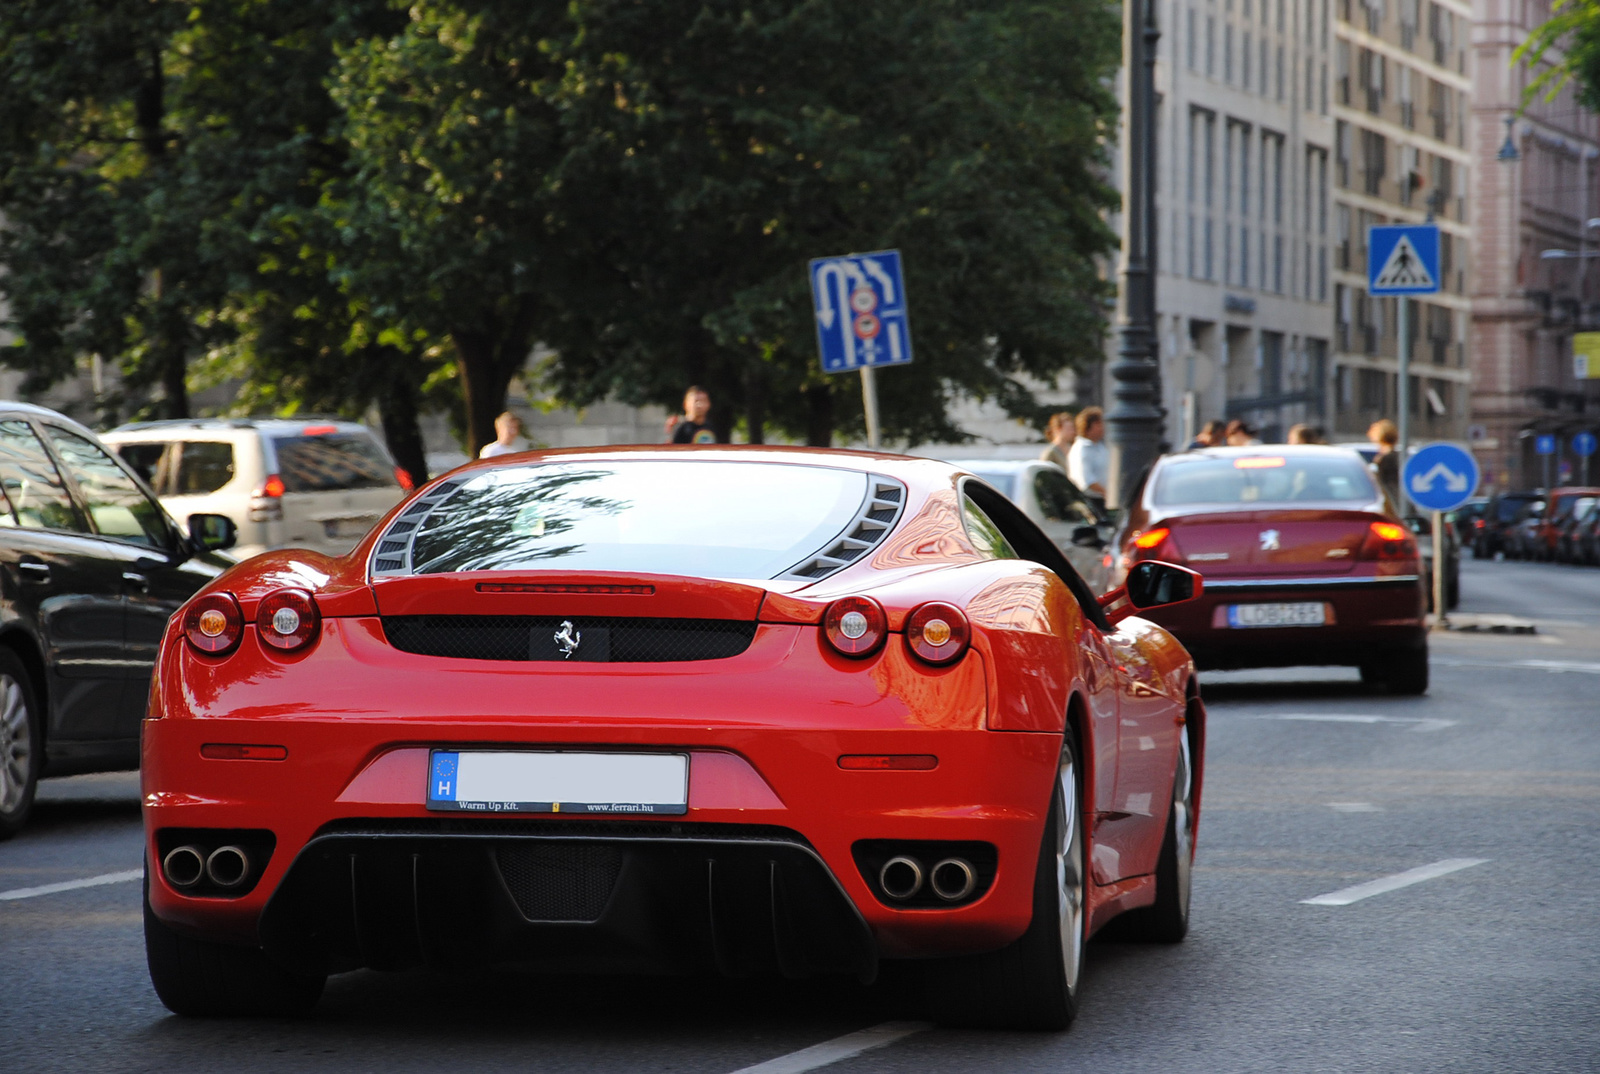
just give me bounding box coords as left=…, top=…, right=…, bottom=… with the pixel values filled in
left=1517, top=0, right=1600, bottom=111
left=4, top=0, right=1120, bottom=453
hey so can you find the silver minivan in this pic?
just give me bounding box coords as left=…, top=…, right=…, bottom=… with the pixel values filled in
left=102, top=418, right=409, bottom=560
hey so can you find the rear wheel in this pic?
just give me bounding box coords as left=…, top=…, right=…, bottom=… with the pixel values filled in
left=1112, top=727, right=1193, bottom=943
left=144, top=872, right=325, bottom=1017
left=1360, top=646, right=1429, bottom=696
left=0, top=651, right=41, bottom=840
left=924, top=734, right=1086, bottom=1030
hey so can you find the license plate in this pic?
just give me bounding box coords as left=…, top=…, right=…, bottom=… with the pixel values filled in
left=426, top=751, right=689, bottom=815
left=1226, top=602, right=1327, bottom=628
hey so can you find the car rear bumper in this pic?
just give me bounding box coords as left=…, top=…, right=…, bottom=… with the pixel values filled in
left=1145, top=574, right=1426, bottom=669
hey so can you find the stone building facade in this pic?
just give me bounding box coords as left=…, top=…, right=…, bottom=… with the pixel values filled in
left=1469, top=0, right=1600, bottom=491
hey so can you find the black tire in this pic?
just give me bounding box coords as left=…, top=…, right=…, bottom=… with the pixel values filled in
left=923, top=734, right=1087, bottom=1030
left=1360, top=646, right=1429, bottom=696
left=0, top=648, right=42, bottom=840
left=1110, top=725, right=1194, bottom=943
left=144, top=871, right=325, bottom=1017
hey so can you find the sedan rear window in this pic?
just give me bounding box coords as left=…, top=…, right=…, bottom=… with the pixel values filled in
left=403, top=461, right=870, bottom=578
left=1152, top=454, right=1377, bottom=506
left=272, top=433, right=397, bottom=493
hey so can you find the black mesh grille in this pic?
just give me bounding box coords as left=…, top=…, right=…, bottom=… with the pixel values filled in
left=381, top=616, right=757, bottom=663
left=494, top=844, right=622, bottom=921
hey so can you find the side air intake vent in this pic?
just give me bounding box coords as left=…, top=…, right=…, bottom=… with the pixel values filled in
left=369, top=477, right=468, bottom=575
left=780, top=477, right=906, bottom=581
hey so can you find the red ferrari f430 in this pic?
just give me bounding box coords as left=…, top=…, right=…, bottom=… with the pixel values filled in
left=142, top=448, right=1205, bottom=1029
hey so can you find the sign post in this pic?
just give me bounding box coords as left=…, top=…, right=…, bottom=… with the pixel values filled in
left=1574, top=430, right=1597, bottom=487
left=1369, top=224, right=1441, bottom=485
left=1403, top=442, right=1480, bottom=630
left=809, top=250, right=913, bottom=448
left=1535, top=433, right=1557, bottom=489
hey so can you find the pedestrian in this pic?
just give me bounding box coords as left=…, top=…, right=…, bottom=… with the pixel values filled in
left=1066, top=406, right=1109, bottom=498
left=478, top=411, right=530, bottom=458
left=1287, top=423, right=1327, bottom=445
left=1367, top=418, right=1401, bottom=505
left=666, top=385, right=719, bottom=444
left=1188, top=420, right=1225, bottom=450
left=1224, top=419, right=1261, bottom=446
left=1039, top=411, right=1076, bottom=470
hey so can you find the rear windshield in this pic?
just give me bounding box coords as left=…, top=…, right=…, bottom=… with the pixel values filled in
left=1152, top=454, right=1377, bottom=506
left=1495, top=496, right=1536, bottom=521
left=407, top=461, right=869, bottom=577
left=272, top=433, right=397, bottom=493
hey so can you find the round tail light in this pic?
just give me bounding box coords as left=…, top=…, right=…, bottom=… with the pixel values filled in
left=256, top=589, right=320, bottom=652
left=183, top=593, right=244, bottom=655
left=905, top=602, right=970, bottom=665
left=823, top=597, right=887, bottom=657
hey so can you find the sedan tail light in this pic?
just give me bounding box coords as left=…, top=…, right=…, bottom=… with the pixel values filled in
left=905, top=602, right=970, bottom=665
left=822, top=597, right=887, bottom=657
left=256, top=589, right=320, bottom=652
left=1129, top=526, right=1180, bottom=562
left=1359, top=520, right=1417, bottom=561
left=184, top=593, right=244, bottom=655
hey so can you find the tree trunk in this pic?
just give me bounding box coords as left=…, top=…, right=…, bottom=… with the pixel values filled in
left=160, top=341, right=189, bottom=419
left=805, top=383, right=833, bottom=447
left=744, top=362, right=766, bottom=445
left=376, top=356, right=428, bottom=487
left=452, top=298, right=538, bottom=455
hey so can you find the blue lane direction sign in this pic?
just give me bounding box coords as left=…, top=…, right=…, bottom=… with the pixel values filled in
left=1535, top=434, right=1557, bottom=456
left=809, top=250, right=913, bottom=373
left=1403, top=442, right=1480, bottom=513
left=1368, top=225, right=1440, bottom=295
left=1573, top=431, right=1597, bottom=457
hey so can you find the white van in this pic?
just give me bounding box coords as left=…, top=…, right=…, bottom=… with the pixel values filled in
left=101, top=419, right=410, bottom=560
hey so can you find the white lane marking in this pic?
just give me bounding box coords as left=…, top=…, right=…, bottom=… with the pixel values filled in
left=1301, top=858, right=1489, bottom=906
left=0, top=869, right=141, bottom=902
left=1328, top=802, right=1383, bottom=812
left=1265, top=713, right=1456, bottom=732
left=727, top=1021, right=932, bottom=1074
left=1435, top=658, right=1600, bottom=675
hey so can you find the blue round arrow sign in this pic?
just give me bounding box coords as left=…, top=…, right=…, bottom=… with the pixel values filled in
left=1402, top=442, right=1481, bottom=513
left=1574, top=431, right=1597, bottom=458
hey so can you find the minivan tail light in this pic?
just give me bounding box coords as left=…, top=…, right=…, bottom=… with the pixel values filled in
left=394, top=467, right=415, bottom=491
left=822, top=597, right=887, bottom=657
left=255, top=474, right=285, bottom=499
left=905, top=602, right=970, bottom=665
left=184, top=593, right=244, bottom=655
left=249, top=473, right=286, bottom=522
left=256, top=589, right=320, bottom=652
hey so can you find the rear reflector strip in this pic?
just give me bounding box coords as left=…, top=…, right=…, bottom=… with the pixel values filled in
left=838, top=755, right=939, bottom=771
left=476, top=583, right=656, bottom=595
left=201, top=744, right=288, bottom=761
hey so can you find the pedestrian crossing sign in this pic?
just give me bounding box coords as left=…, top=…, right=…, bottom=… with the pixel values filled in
left=1368, top=224, right=1440, bottom=295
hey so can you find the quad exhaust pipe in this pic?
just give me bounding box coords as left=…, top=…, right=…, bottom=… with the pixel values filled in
left=205, top=846, right=251, bottom=889
left=878, top=854, right=977, bottom=902
left=162, top=846, right=205, bottom=889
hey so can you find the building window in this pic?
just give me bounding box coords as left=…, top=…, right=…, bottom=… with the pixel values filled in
left=1429, top=3, right=1453, bottom=68
left=1262, top=331, right=1284, bottom=395
left=1359, top=49, right=1385, bottom=115
left=1361, top=128, right=1387, bottom=197
left=1244, top=31, right=1252, bottom=88
left=1400, top=0, right=1419, bottom=50
left=1428, top=78, right=1448, bottom=141
left=1227, top=24, right=1235, bottom=83
left=1399, top=65, right=1414, bottom=129
left=1277, top=44, right=1285, bottom=99
left=1207, top=15, right=1216, bottom=76
left=1336, top=120, right=1350, bottom=187
left=1337, top=40, right=1350, bottom=105
left=1337, top=204, right=1351, bottom=269
left=1188, top=7, right=1198, bottom=69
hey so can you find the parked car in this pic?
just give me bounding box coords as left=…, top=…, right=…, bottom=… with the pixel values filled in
left=1574, top=500, right=1600, bottom=565
left=1403, top=514, right=1460, bottom=609
left=1534, top=487, right=1600, bottom=561
left=102, top=418, right=409, bottom=561
left=141, top=447, right=1205, bottom=1026
left=1476, top=491, right=1543, bottom=558
left=0, top=402, right=237, bottom=837
left=1452, top=497, right=1489, bottom=557
left=1554, top=495, right=1599, bottom=562
left=1112, top=445, right=1427, bottom=693
left=943, top=459, right=1115, bottom=592
left=1505, top=499, right=1547, bottom=560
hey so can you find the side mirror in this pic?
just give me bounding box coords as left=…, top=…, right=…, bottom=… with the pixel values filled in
left=188, top=513, right=237, bottom=554
left=1070, top=524, right=1105, bottom=549
left=1099, top=561, right=1203, bottom=624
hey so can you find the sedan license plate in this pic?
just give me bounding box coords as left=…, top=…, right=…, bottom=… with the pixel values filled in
left=426, top=751, right=688, bottom=815
left=1226, top=602, right=1327, bottom=628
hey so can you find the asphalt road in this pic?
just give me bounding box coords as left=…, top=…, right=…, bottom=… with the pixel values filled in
left=4, top=556, right=1599, bottom=1073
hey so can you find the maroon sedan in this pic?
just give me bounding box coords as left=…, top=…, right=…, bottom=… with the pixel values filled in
left=1115, top=446, right=1427, bottom=693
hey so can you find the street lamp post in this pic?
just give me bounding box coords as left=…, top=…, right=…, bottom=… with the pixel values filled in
left=1106, top=0, right=1162, bottom=509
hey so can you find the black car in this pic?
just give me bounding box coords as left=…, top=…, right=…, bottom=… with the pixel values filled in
left=1476, top=491, right=1543, bottom=558
left=0, top=403, right=236, bottom=837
